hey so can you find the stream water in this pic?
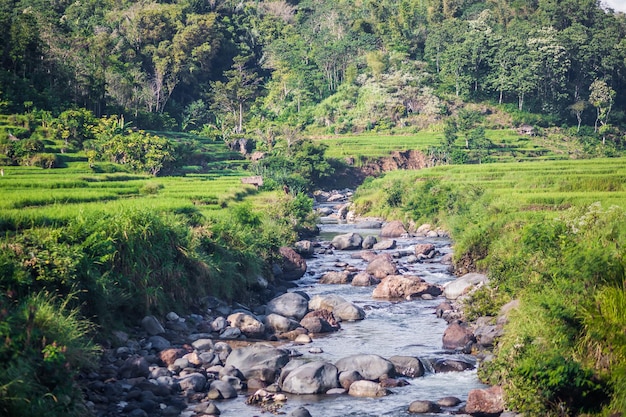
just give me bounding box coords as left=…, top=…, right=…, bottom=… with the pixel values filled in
left=215, top=208, right=486, bottom=416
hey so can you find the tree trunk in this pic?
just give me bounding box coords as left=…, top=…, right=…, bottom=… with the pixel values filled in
left=518, top=92, right=524, bottom=111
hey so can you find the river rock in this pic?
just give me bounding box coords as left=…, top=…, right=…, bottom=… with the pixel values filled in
left=438, top=396, right=462, bottom=407
left=339, top=370, right=362, bottom=390
left=372, top=275, right=442, bottom=299
left=335, top=354, right=394, bottom=381
left=319, top=270, right=353, bottom=284
left=119, top=356, right=150, bottom=379
left=473, top=317, right=504, bottom=348
left=361, top=235, right=378, bottom=249
left=442, top=321, right=476, bottom=350
left=267, top=292, right=310, bottom=321
left=281, top=361, right=339, bottom=394
left=224, top=345, right=290, bottom=382
left=380, top=220, right=407, bottom=237
left=331, top=233, right=363, bottom=250
left=208, top=380, right=238, bottom=399
left=308, top=294, right=348, bottom=311
left=465, top=386, right=505, bottom=415
left=373, top=239, right=396, bottom=250
left=431, top=358, right=475, bottom=373
left=147, top=335, right=171, bottom=352
left=288, top=406, right=313, bottom=417
left=264, top=313, right=301, bottom=333
left=227, top=312, right=266, bottom=338
left=300, top=310, right=340, bottom=333
left=351, top=272, right=380, bottom=287
left=277, top=247, right=307, bottom=280
left=443, top=273, right=489, bottom=300
left=159, top=348, right=186, bottom=367
left=348, top=380, right=389, bottom=397
left=408, top=400, right=441, bottom=413
left=366, top=254, right=398, bottom=279
left=355, top=220, right=383, bottom=229
left=294, top=240, right=314, bottom=257
left=178, top=373, right=207, bottom=392
left=219, top=327, right=241, bottom=339
left=142, top=315, right=165, bottom=335
left=294, top=334, right=312, bottom=344
left=210, top=316, right=228, bottom=333
left=389, top=356, right=425, bottom=378
left=333, top=302, right=366, bottom=321
left=414, top=243, right=436, bottom=258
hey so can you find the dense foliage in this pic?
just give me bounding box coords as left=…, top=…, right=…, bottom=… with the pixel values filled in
left=352, top=161, right=626, bottom=415
left=0, top=0, right=624, bottom=140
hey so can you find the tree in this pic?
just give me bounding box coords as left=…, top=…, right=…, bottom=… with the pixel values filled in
left=589, top=79, right=615, bottom=138
left=568, top=100, right=587, bottom=132
left=211, top=55, right=261, bottom=134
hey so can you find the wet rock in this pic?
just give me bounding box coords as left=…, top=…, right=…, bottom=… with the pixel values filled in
left=278, top=247, right=307, bottom=281
left=408, top=400, right=441, bottom=413
left=373, top=239, right=396, bottom=250
left=319, top=270, right=353, bottom=284
left=372, top=275, right=442, bottom=299
left=443, top=273, right=489, bottom=300
left=208, top=380, right=238, bottom=399
left=351, top=272, right=380, bottom=287
left=414, top=243, right=436, bottom=258
left=348, top=380, right=389, bottom=397
left=227, top=312, right=266, bottom=338
left=438, top=396, right=462, bottom=407
left=309, top=347, right=323, bottom=354
left=335, top=354, right=394, bottom=381
left=380, top=220, right=407, bottom=237
left=333, top=302, right=366, bottom=321
left=294, top=334, right=312, bottom=344
left=282, top=361, right=339, bottom=394
left=331, top=233, right=364, bottom=250
left=431, top=358, right=475, bottom=373
left=366, top=254, right=398, bottom=279
left=141, top=316, right=165, bottom=335
left=288, top=406, right=313, bottom=417
left=442, top=321, right=476, bottom=350
left=389, top=356, right=425, bottom=378
left=361, top=235, right=378, bottom=249
left=300, top=309, right=340, bottom=333
left=465, top=386, right=505, bottom=415
left=224, top=345, right=290, bottom=382
left=267, top=292, right=310, bottom=321
left=435, top=302, right=454, bottom=318
left=326, top=388, right=346, bottom=395
left=339, top=370, right=363, bottom=390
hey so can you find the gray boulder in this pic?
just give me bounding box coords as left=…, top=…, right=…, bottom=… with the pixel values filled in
left=443, top=273, right=489, bottom=300
left=208, top=380, right=238, bottom=399
left=294, top=240, right=315, bottom=257
left=366, top=254, right=398, bottom=279
left=331, top=233, right=363, bottom=250
left=224, top=345, right=290, bottom=382
left=308, top=294, right=348, bottom=312
left=442, top=321, right=475, bottom=350
left=281, top=361, right=339, bottom=394
left=264, top=313, right=301, bottom=333
left=288, top=406, right=313, bottom=417
left=319, top=270, right=353, bottom=284
left=355, top=221, right=383, bottom=229
left=335, top=354, right=394, bottom=381
left=372, top=275, right=442, bottom=299
left=361, top=235, right=378, bottom=249
left=333, top=302, right=366, bottom=321
left=380, top=220, right=407, bottom=237
left=277, top=246, right=307, bottom=281
left=227, top=312, right=265, bottom=338
left=351, top=272, right=380, bottom=287
left=408, top=400, right=441, bottom=413
left=389, top=356, right=425, bottom=378
left=178, top=373, right=207, bottom=392
left=147, top=335, right=171, bottom=352
left=373, top=240, right=396, bottom=251
left=267, top=292, right=310, bottom=321
left=141, top=315, right=165, bottom=335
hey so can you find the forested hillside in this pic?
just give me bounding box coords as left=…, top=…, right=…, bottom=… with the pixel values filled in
left=1, top=0, right=625, bottom=140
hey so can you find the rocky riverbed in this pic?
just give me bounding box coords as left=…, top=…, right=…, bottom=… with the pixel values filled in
left=83, top=190, right=511, bottom=417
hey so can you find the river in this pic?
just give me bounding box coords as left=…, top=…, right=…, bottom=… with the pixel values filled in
left=213, top=207, right=487, bottom=416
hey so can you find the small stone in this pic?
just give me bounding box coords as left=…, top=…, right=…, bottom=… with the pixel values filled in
left=294, top=334, right=312, bottom=344
left=309, top=347, right=323, bottom=354
left=437, top=396, right=462, bottom=407
left=166, top=312, right=180, bottom=321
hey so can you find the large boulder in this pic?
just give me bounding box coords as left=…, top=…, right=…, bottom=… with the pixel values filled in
left=373, top=239, right=396, bottom=251
left=442, top=321, right=475, bottom=351
left=266, top=292, right=309, bottom=321
left=224, top=345, right=290, bottom=382
left=473, top=317, right=504, bottom=348
left=348, top=380, right=389, bottom=397
left=294, top=240, right=315, bottom=257
left=380, top=221, right=407, bottom=237
left=281, top=361, right=339, bottom=394
left=300, top=310, right=340, bottom=333
left=331, top=233, right=363, bottom=250
left=414, top=243, right=436, bottom=258
left=443, top=273, right=488, bottom=300
left=335, top=354, right=395, bottom=381
left=361, top=235, right=378, bottom=249
left=408, top=400, right=441, bottom=413
left=372, top=275, right=442, bottom=299
left=333, top=302, right=366, bottom=321
left=389, top=356, right=425, bottom=378
left=227, top=312, right=265, bottom=338
left=431, top=357, right=475, bottom=373
left=465, top=386, right=505, bottom=415
left=277, top=247, right=307, bottom=281
left=319, top=270, right=353, bottom=284
left=142, top=315, right=165, bottom=335
left=366, top=254, right=398, bottom=279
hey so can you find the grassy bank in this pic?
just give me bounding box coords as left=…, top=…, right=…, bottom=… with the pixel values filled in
left=352, top=158, right=626, bottom=415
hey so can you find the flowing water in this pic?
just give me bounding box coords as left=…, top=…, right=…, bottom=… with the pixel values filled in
left=214, top=212, right=486, bottom=416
